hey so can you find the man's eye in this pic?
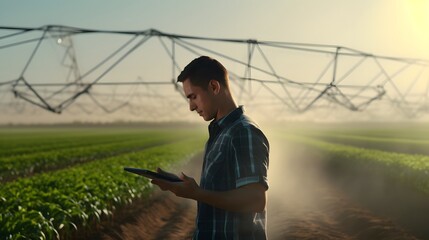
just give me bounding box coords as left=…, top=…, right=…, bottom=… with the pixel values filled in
left=187, top=96, right=196, bottom=102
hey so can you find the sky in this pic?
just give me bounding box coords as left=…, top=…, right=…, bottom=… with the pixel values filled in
left=1, top=0, right=429, bottom=123
left=1, top=0, right=428, bottom=58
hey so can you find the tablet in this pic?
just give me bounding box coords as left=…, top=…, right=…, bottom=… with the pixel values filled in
left=124, top=167, right=183, bottom=182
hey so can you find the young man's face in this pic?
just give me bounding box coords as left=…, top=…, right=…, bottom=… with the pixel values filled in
left=182, top=78, right=218, bottom=121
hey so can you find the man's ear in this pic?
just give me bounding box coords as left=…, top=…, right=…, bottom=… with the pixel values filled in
left=208, top=80, right=221, bottom=95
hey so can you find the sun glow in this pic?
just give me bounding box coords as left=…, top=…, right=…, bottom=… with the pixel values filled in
left=402, top=0, right=429, bottom=58
left=406, top=0, right=429, bottom=26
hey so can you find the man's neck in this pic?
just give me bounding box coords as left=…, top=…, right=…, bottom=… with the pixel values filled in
left=215, top=99, right=237, bottom=121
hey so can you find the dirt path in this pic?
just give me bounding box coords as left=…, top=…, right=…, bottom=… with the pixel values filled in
left=86, top=153, right=203, bottom=240
left=97, top=191, right=196, bottom=240
left=89, top=139, right=422, bottom=240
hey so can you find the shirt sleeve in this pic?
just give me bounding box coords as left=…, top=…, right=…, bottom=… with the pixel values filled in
left=231, top=125, right=269, bottom=190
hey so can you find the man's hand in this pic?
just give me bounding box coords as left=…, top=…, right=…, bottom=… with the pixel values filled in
left=151, top=168, right=266, bottom=213
left=151, top=168, right=199, bottom=199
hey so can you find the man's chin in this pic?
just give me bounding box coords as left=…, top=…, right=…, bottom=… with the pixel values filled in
left=202, top=115, right=214, bottom=121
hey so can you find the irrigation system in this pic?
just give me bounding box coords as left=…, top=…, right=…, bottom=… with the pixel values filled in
left=1, top=25, right=428, bottom=120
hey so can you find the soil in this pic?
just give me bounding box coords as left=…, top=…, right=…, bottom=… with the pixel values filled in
left=84, top=139, right=425, bottom=240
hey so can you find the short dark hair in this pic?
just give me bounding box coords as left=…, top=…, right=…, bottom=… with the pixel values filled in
left=177, top=56, right=229, bottom=89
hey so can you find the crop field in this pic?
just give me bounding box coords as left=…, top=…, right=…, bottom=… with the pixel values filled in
left=275, top=122, right=429, bottom=194
left=0, top=126, right=206, bottom=240
left=1, top=122, right=429, bottom=240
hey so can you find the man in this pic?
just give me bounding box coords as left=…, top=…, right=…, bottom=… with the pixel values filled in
left=151, top=56, right=269, bottom=240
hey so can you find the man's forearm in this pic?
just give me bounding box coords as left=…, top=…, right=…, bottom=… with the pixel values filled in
left=193, top=183, right=266, bottom=213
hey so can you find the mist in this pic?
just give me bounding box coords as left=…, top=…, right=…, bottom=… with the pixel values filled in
left=266, top=131, right=336, bottom=239
left=264, top=123, right=428, bottom=239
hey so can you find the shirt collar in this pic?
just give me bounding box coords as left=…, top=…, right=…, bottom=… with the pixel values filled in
left=210, top=105, right=244, bottom=130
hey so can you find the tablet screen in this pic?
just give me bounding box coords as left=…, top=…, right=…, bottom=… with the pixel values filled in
left=124, top=167, right=183, bottom=182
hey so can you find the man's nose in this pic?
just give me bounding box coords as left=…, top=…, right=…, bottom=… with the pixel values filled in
left=189, top=101, right=196, bottom=111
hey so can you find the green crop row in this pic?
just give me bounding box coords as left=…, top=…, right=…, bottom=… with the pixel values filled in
left=276, top=122, right=429, bottom=141
left=296, top=131, right=429, bottom=156
left=0, top=129, right=157, bottom=157
left=0, top=130, right=192, bottom=181
left=278, top=133, right=429, bottom=195
left=0, top=136, right=205, bottom=240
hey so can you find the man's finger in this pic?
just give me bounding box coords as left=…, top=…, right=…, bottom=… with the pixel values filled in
left=180, top=172, right=192, bottom=180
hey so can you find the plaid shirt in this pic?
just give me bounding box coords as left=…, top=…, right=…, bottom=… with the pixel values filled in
left=194, top=106, right=269, bottom=240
